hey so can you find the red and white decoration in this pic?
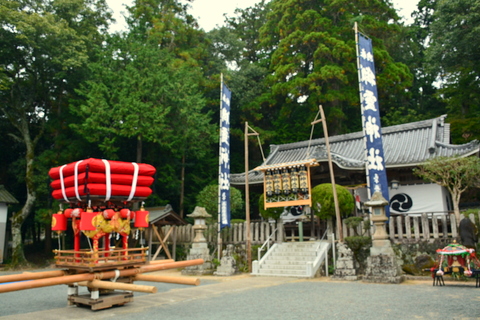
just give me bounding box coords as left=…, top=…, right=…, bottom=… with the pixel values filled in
left=49, top=158, right=156, bottom=203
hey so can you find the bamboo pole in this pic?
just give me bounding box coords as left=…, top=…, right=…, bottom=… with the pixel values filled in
left=0, top=259, right=204, bottom=294
left=77, top=280, right=157, bottom=294
left=134, top=274, right=200, bottom=286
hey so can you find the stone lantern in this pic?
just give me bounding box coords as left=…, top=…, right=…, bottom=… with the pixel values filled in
left=182, top=206, right=213, bottom=275
left=190, top=206, right=209, bottom=243
left=362, top=191, right=403, bottom=284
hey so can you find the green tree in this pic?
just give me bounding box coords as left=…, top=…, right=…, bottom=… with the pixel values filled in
left=425, top=0, right=480, bottom=142
left=413, top=156, right=480, bottom=223
left=0, top=0, right=111, bottom=267
left=311, top=183, right=354, bottom=220
left=256, top=0, right=412, bottom=141
left=195, top=185, right=244, bottom=221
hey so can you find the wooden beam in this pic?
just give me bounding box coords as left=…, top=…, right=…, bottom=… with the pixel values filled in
left=134, top=274, right=200, bottom=286
left=77, top=280, right=157, bottom=294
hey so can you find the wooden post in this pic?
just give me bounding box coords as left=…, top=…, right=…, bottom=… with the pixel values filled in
left=244, top=122, right=251, bottom=272
left=311, top=105, right=343, bottom=241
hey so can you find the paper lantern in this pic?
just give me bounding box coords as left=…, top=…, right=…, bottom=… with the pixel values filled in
left=52, top=212, right=67, bottom=232
left=102, top=208, right=116, bottom=219
left=120, top=208, right=134, bottom=220
left=80, top=210, right=97, bottom=231
left=134, top=207, right=149, bottom=228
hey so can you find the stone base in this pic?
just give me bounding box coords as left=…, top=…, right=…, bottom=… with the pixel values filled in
left=363, top=254, right=404, bottom=284
left=214, top=266, right=237, bottom=276
left=332, top=243, right=358, bottom=281
left=181, top=245, right=214, bottom=275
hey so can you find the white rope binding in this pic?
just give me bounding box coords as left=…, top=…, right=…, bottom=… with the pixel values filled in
left=74, top=160, right=84, bottom=201
left=102, top=159, right=112, bottom=201
left=127, top=162, right=139, bottom=201
left=59, top=165, right=69, bottom=202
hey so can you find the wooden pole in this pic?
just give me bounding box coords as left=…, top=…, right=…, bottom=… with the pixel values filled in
left=0, top=270, right=67, bottom=284
left=312, top=105, right=343, bottom=241
left=134, top=274, right=200, bottom=286
left=244, top=121, right=252, bottom=272
left=0, top=259, right=204, bottom=294
left=77, top=280, right=157, bottom=294
left=148, top=259, right=174, bottom=265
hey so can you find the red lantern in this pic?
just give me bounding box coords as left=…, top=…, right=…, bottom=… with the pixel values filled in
left=80, top=210, right=97, bottom=231
left=134, top=207, right=149, bottom=228
left=52, top=212, right=67, bottom=232
left=68, top=207, right=84, bottom=218
left=120, top=208, right=134, bottom=219
left=102, top=208, right=116, bottom=219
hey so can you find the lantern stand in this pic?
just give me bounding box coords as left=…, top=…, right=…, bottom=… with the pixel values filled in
left=362, top=191, right=403, bottom=284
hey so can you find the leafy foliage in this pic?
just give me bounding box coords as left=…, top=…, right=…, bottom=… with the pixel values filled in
left=195, top=184, right=244, bottom=221
left=258, top=194, right=285, bottom=221
left=311, top=183, right=354, bottom=220
left=414, top=156, right=480, bottom=222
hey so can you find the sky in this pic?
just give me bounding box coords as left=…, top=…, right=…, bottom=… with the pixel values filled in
left=105, top=0, right=420, bottom=33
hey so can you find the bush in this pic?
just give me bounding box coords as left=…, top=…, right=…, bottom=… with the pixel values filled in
left=311, top=183, right=354, bottom=220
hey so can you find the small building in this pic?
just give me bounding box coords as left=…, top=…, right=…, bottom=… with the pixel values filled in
left=231, top=115, right=480, bottom=216
left=0, top=185, right=19, bottom=264
left=145, top=204, right=187, bottom=261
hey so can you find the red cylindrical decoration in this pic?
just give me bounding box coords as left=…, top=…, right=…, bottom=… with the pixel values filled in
left=120, top=208, right=134, bottom=219
left=51, top=212, right=67, bottom=232
left=64, top=208, right=73, bottom=218
left=67, top=207, right=84, bottom=218
left=134, top=208, right=149, bottom=228
left=80, top=210, right=97, bottom=231
left=103, top=209, right=116, bottom=219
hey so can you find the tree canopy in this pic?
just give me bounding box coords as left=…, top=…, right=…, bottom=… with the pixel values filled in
left=413, top=156, right=480, bottom=223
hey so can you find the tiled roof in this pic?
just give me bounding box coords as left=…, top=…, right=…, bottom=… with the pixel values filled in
left=232, top=115, right=480, bottom=185
left=0, top=185, right=19, bottom=204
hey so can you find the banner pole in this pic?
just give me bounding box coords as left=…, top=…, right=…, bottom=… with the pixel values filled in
left=244, top=122, right=252, bottom=272
left=217, top=73, right=223, bottom=261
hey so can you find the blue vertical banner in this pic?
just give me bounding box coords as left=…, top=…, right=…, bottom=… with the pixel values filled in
left=357, top=33, right=390, bottom=216
left=219, top=83, right=232, bottom=229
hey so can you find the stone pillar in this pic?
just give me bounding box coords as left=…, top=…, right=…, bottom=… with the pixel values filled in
left=362, top=191, right=403, bottom=284
left=332, top=242, right=358, bottom=280
left=182, top=207, right=214, bottom=275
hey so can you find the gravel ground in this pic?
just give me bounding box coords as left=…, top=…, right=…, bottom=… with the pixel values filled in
left=1, top=269, right=479, bottom=320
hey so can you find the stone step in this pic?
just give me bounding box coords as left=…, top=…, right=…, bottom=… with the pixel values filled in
left=275, top=246, right=318, bottom=252
left=271, top=252, right=317, bottom=259
left=260, top=264, right=307, bottom=271
left=262, top=260, right=308, bottom=266
left=268, top=256, right=314, bottom=262
left=257, top=269, right=307, bottom=276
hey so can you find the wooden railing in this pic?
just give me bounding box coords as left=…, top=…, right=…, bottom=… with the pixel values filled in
left=54, top=247, right=148, bottom=271
left=157, top=212, right=480, bottom=247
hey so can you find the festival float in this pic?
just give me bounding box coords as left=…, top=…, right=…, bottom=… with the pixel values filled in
left=430, top=241, right=480, bottom=287
left=0, top=158, right=203, bottom=310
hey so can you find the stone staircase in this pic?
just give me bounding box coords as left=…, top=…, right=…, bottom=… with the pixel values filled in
left=252, top=241, right=331, bottom=278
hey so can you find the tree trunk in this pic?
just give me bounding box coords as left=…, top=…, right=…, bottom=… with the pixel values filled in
left=10, top=191, right=36, bottom=267
left=10, top=126, right=38, bottom=268
left=452, top=190, right=462, bottom=226
left=179, top=153, right=186, bottom=218
left=136, top=135, right=143, bottom=163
